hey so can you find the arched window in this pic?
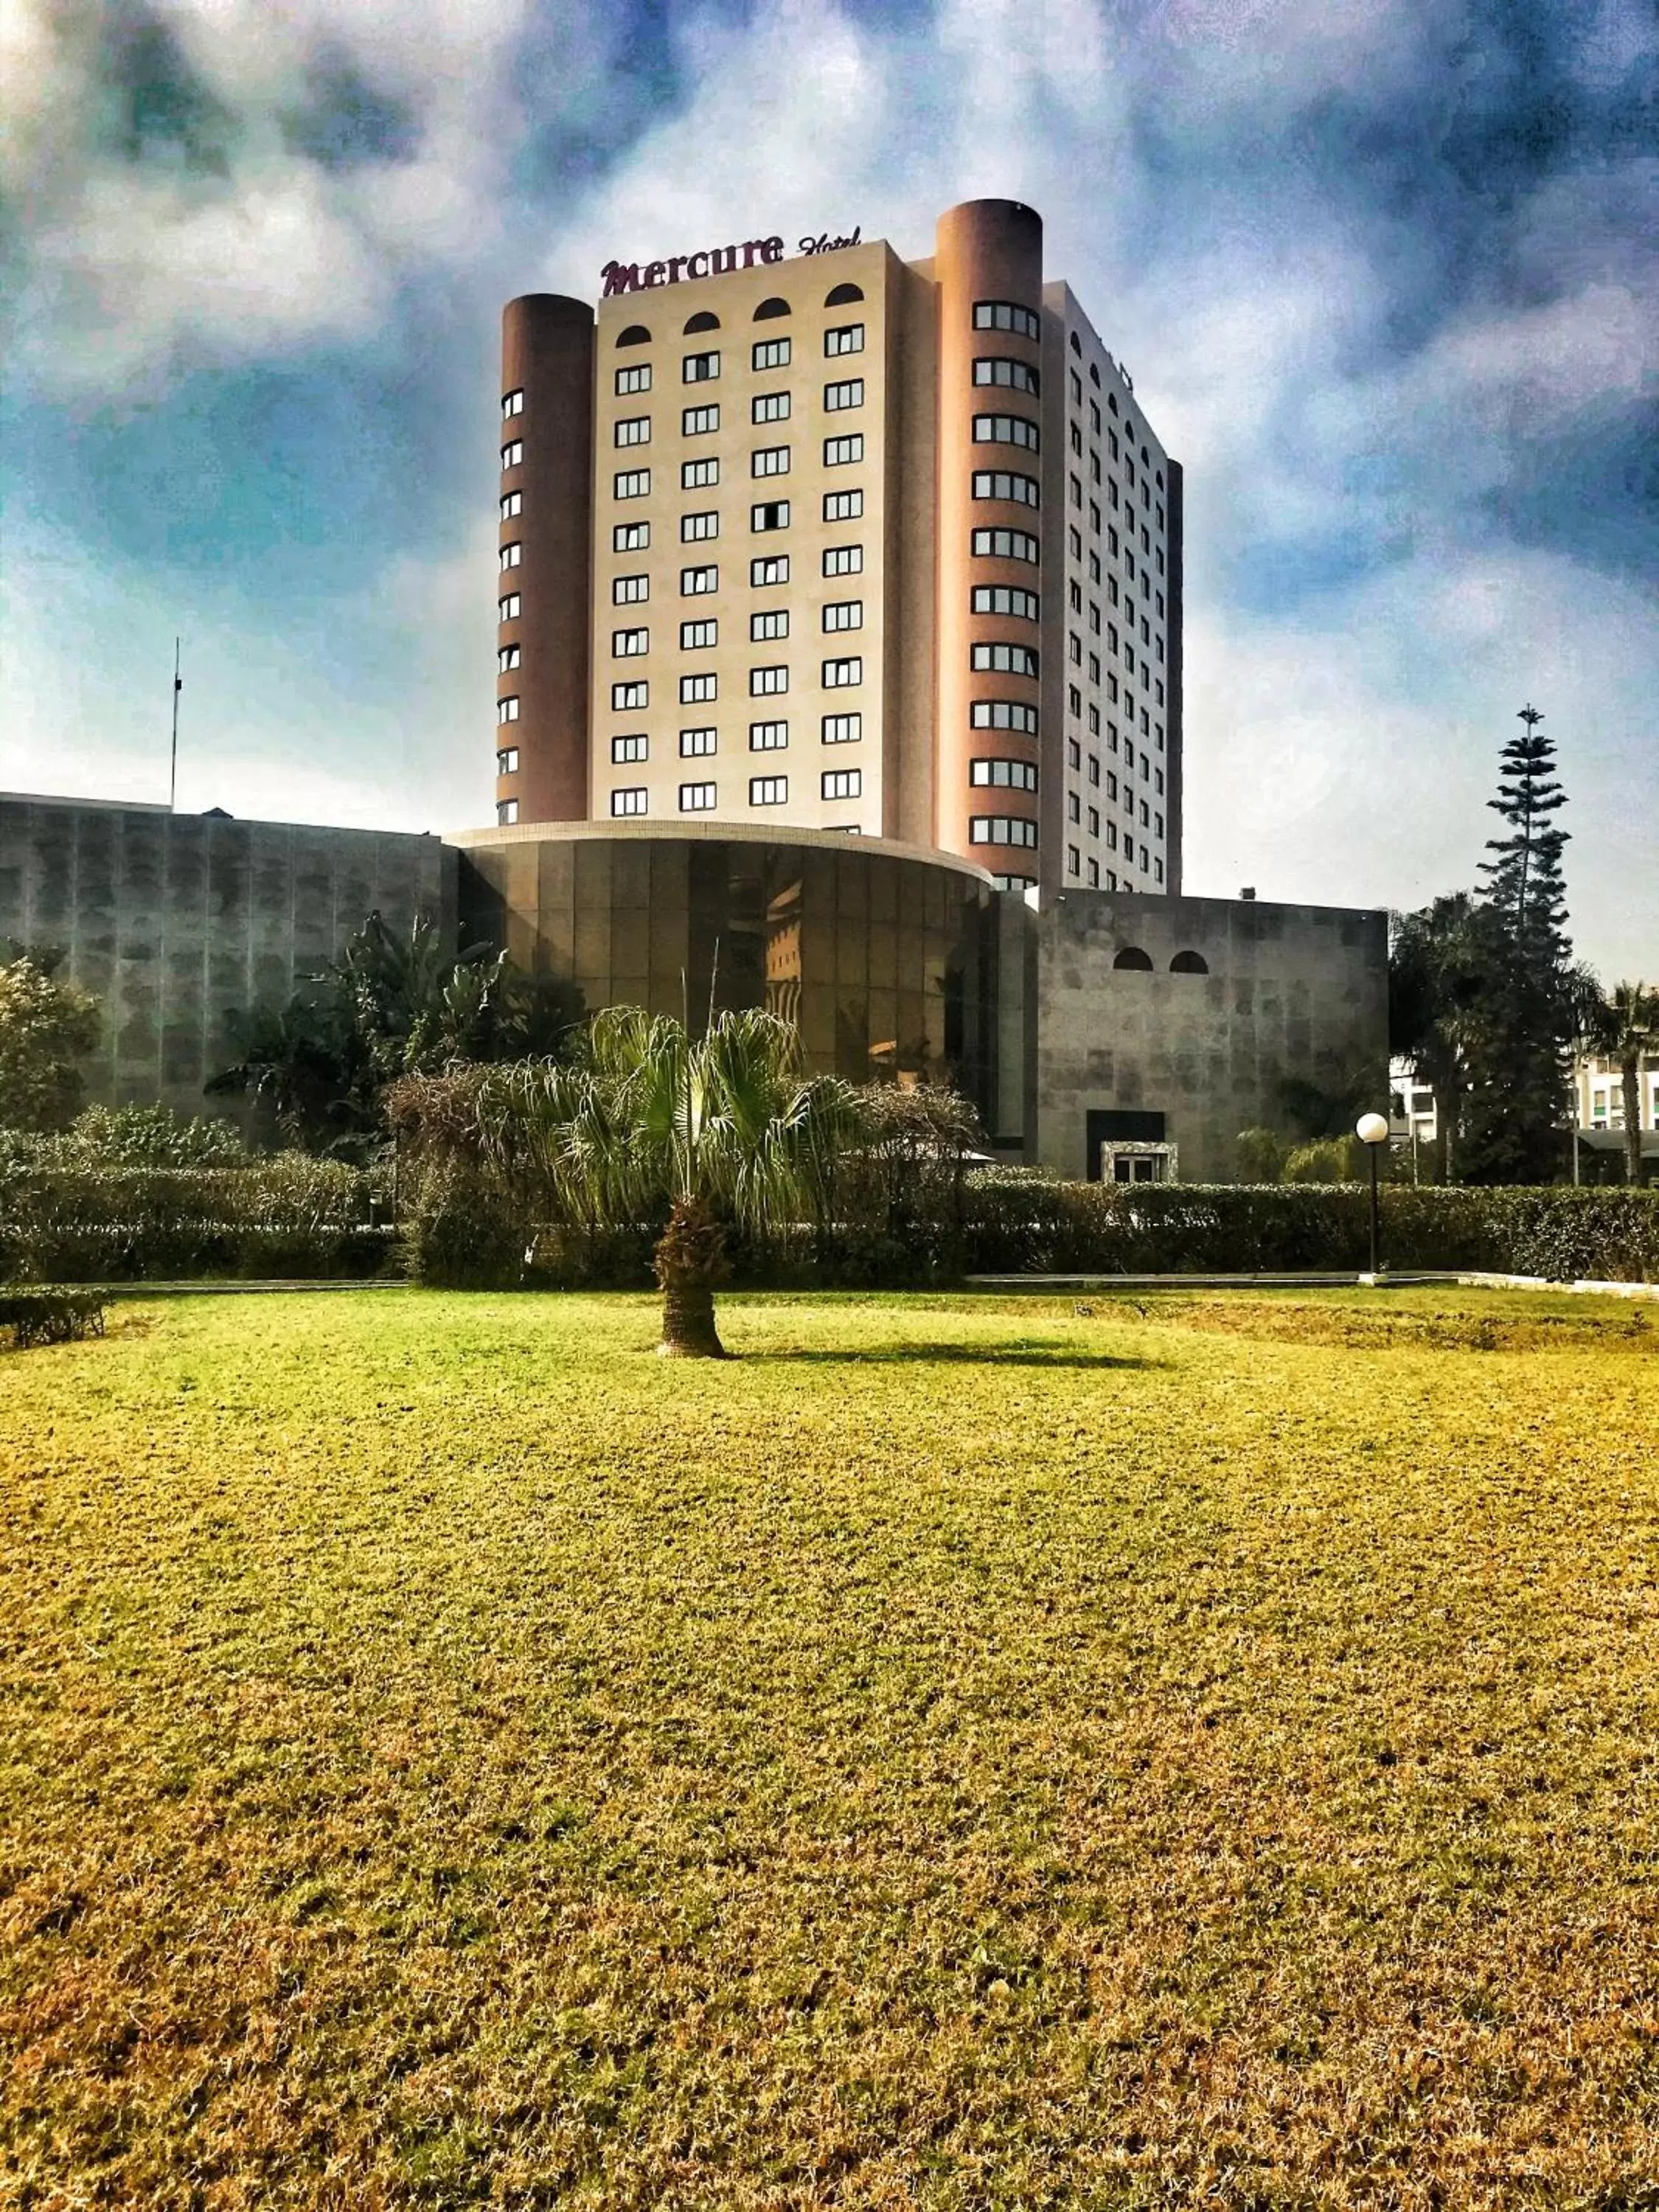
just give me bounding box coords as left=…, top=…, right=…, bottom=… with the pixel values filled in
left=1108, top=392, right=1119, bottom=414
left=1170, top=950, right=1209, bottom=975
left=1088, top=362, right=1100, bottom=385
left=1113, top=947, right=1153, bottom=971
left=684, top=310, right=719, bottom=333
left=754, top=296, right=790, bottom=320
left=824, top=282, right=863, bottom=306
left=617, top=324, right=650, bottom=347
left=1069, top=330, right=1081, bottom=354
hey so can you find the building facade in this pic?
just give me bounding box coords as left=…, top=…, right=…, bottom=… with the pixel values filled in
left=494, top=200, right=1182, bottom=905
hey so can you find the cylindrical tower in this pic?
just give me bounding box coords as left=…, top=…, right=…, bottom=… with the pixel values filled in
left=933, top=200, right=1046, bottom=879
left=496, top=294, right=595, bottom=826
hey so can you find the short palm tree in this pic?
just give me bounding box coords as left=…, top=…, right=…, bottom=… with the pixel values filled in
left=1579, top=978, right=1659, bottom=1186
left=478, top=1006, right=863, bottom=1356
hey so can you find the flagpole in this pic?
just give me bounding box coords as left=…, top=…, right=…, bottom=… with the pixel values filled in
left=169, top=638, right=181, bottom=810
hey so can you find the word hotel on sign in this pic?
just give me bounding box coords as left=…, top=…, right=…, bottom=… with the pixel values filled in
left=599, top=226, right=862, bottom=296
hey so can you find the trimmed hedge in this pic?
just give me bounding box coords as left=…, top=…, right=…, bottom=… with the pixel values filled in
left=961, top=1176, right=1659, bottom=1284
left=0, top=1156, right=395, bottom=1283
left=0, top=1289, right=107, bottom=1349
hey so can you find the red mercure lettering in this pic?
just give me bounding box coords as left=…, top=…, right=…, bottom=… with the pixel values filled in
left=601, top=261, right=639, bottom=295
left=686, top=250, right=710, bottom=279
left=642, top=260, right=667, bottom=288
left=668, top=255, right=689, bottom=282
left=742, top=238, right=766, bottom=268
left=762, top=234, right=785, bottom=264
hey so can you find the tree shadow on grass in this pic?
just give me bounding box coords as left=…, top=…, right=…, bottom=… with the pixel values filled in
left=751, top=1341, right=1155, bottom=1369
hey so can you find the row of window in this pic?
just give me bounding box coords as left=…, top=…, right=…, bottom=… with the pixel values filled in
left=610, top=603, right=864, bottom=653
left=1065, top=742, right=1166, bottom=796
left=609, top=549, right=864, bottom=605
left=611, top=437, right=863, bottom=493
left=1065, top=675, right=1166, bottom=748
left=613, top=380, right=864, bottom=440
left=1065, top=788, right=1166, bottom=839
left=611, top=771, right=860, bottom=815
left=970, top=815, right=1039, bottom=848
left=601, top=661, right=863, bottom=709
left=1068, top=845, right=1164, bottom=886
left=608, top=327, right=864, bottom=395
left=610, top=715, right=863, bottom=760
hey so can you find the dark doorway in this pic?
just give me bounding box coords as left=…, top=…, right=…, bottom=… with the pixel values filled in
left=1085, top=1107, right=1166, bottom=1180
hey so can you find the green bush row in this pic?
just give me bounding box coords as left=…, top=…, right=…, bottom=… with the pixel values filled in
left=0, top=1157, right=396, bottom=1283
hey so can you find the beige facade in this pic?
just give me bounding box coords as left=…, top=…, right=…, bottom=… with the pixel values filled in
left=494, top=201, right=1182, bottom=905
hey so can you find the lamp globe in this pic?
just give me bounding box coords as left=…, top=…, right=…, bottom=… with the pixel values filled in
left=1355, top=1111, right=1390, bottom=1147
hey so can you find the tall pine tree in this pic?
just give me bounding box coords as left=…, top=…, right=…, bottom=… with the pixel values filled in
left=1459, top=706, right=1576, bottom=1183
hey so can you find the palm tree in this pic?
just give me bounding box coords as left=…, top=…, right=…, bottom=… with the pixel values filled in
left=1579, top=978, right=1659, bottom=1186
left=476, top=1006, right=864, bottom=1357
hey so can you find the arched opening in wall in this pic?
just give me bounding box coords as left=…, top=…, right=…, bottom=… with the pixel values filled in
left=1108, top=392, right=1119, bottom=414
left=617, top=324, right=651, bottom=346
left=1113, top=947, right=1153, bottom=971
left=1089, top=362, right=1099, bottom=384
left=1170, top=950, right=1208, bottom=974
left=824, top=282, right=863, bottom=306
left=684, top=310, right=719, bottom=333
left=754, top=296, right=790, bottom=320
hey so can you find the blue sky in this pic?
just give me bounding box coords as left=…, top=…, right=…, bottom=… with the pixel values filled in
left=4, top=0, right=1655, bottom=975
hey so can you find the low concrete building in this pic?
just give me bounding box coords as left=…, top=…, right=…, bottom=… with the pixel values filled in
left=0, top=796, right=453, bottom=1121
left=1026, top=890, right=1388, bottom=1182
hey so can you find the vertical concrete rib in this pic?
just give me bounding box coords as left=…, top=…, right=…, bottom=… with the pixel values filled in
left=933, top=200, right=1046, bottom=872
left=498, top=294, right=595, bottom=825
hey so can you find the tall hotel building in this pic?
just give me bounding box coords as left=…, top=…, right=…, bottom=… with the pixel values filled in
left=494, top=199, right=1183, bottom=900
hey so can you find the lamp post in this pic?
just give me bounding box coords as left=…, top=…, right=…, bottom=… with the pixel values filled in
left=1356, top=1112, right=1389, bottom=1280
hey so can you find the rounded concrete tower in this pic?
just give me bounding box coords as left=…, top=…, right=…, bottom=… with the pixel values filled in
left=496, top=294, right=595, bottom=825
left=933, top=199, right=1045, bottom=875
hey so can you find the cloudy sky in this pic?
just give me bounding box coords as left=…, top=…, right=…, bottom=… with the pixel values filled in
left=4, top=0, right=1655, bottom=974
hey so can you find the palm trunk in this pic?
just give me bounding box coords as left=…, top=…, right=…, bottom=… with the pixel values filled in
left=1623, top=1054, right=1643, bottom=1187
left=654, top=1195, right=728, bottom=1358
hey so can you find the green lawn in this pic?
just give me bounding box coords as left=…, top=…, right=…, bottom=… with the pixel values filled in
left=3, top=1287, right=1658, bottom=2210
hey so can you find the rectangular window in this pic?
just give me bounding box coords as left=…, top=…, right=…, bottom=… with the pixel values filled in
left=613, top=574, right=649, bottom=604
left=681, top=564, right=717, bottom=595
left=614, top=469, right=650, bottom=498
left=683, top=350, right=719, bottom=382
left=970, top=641, right=1039, bottom=677
left=616, top=364, right=651, bottom=395
left=498, top=799, right=519, bottom=825
left=822, top=600, right=863, bottom=632
left=611, top=786, right=647, bottom=816
left=612, top=627, right=648, bottom=657
left=749, top=776, right=787, bottom=806
left=824, top=378, right=864, bottom=411
left=498, top=644, right=521, bottom=670
left=611, top=734, right=647, bottom=763
left=751, top=500, right=790, bottom=531
left=679, top=781, right=717, bottom=811
left=751, top=608, right=789, bottom=641
left=823, top=543, right=863, bottom=577
left=974, top=357, right=1040, bottom=395
left=499, top=543, right=521, bottom=570
left=681, top=510, right=719, bottom=541
left=751, top=554, right=789, bottom=586
left=750, top=664, right=788, bottom=695
left=498, top=592, right=521, bottom=621
left=752, top=337, right=791, bottom=372
left=824, top=490, right=863, bottom=522
left=822, top=768, right=862, bottom=800
left=971, top=585, right=1039, bottom=621
left=971, top=527, right=1039, bottom=563
left=969, top=759, right=1038, bottom=791
left=824, top=324, right=865, bottom=356
left=970, top=700, right=1038, bottom=734
left=968, top=814, right=1040, bottom=847
left=1068, top=792, right=1081, bottom=823
left=973, top=413, right=1040, bottom=451
left=613, top=521, right=649, bottom=553
left=680, top=618, right=717, bottom=649
left=681, top=457, right=719, bottom=489
left=614, top=416, right=650, bottom=448
left=972, top=301, right=1041, bottom=340
left=971, top=470, right=1040, bottom=507
left=681, top=672, right=717, bottom=703
left=751, top=391, right=790, bottom=424
left=682, top=403, right=719, bottom=435
left=496, top=745, right=520, bottom=773
left=1088, top=751, right=1099, bottom=782
left=824, top=434, right=863, bottom=466
left=749, top=720, right=788, bottom=751
left=752, top=445, right=790, bottom=476
left=501, top=389, right=524, bottom=417
left=499, top=490, right=521, bottom=519
left=822, top=655, right=863, bottom=687
left=1068, top=846, right=1080, bottom=877
left=612, top=679, right=647, bottom=710
left=821, top=712, right=862, bottom=745
left=679, top=727, right=717, bottom=757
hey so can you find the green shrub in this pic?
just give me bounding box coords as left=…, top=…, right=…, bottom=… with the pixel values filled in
left=0, top=1289, right=106, bottom=1349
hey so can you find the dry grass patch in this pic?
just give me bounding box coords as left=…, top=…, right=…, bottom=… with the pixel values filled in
left=3, top=1287, right=1658, bottom=2209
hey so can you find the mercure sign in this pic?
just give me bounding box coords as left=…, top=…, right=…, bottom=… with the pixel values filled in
left=600, top=227, right=863, bottom=296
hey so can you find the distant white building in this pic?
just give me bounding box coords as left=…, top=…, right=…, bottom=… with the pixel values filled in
left=1391, top=1049, right=1659, bottom=1180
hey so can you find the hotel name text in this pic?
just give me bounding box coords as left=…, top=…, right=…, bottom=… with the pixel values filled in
left=601, top=227, right=862, bottom=296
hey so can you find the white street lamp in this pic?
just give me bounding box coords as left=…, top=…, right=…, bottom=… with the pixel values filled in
left=1356, top=1112, right=1390, bottom=1278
